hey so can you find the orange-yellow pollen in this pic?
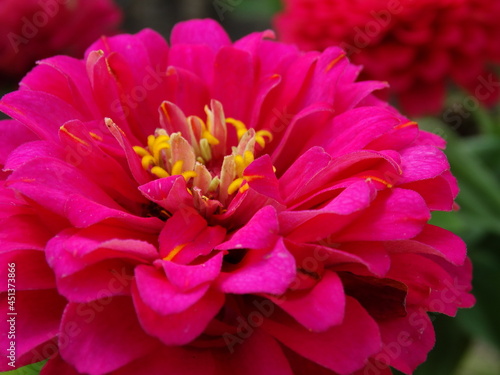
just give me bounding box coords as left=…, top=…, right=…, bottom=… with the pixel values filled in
left=395, top=121, right=418, bottom=130
left=362, top=175, right=393, bottom=188
left=163, top=244, right=186, bottom=261
left=325, top=53, right=346, bottom=72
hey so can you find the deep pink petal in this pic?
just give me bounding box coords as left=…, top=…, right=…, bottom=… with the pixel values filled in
left=336, top=188, right=430, bottom=242
left=0, top=120, right=38, bottom=166
left=217, top=205, right=279, bottom=251
left=60, top=297, right=159, bottom=375
left=160, top=252, right=223, bottom=291
left=157, top=208, right=226, bottom=264
left=0, top=250, right=55, bottom=291
left=0, top=90, right=84, bottom=142
left=217, top=237, right=296, bottom=295
left=132, top=283, right=224, bottom=346
left=134, top=265, right=209, bottom=315
left=399, top=145, right=450, bottom=184
left=385, top=225, right=466, bottom=266
left=40, top=354, right=81, bottom=375
left=263, top=297, right=381, bottom=374
left=0, top=290, right=66, bottom=365
left=226, top=329, right=294, bottom=375
left=269, top=270, right=345, bottom=332
left=375, top=309, right=435, bottom=374
left=170, top=19, right=231, bottom=52
left=139, top=176, right=195, bottom=214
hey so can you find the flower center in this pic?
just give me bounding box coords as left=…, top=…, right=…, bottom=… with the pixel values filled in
left=133, top=100, right=273, bottom=205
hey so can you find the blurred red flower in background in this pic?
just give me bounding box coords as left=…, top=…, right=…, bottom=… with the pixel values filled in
left=0, top=0, right=121, bottom=81
left=274, top=0, right=500, bottom=116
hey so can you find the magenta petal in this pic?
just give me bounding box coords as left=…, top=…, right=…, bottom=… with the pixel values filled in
left=160, top=252, right=223, bottom=291
left=111, top=346, right=218, bottom=375
left=0, top=90, right=84, bottom=142
left=0, top=250, right=55, bottom=291
left=278, top=146, right=331, bottom=202
left=60, top=297, right=158, bottom=375
left=40, top=354, right=80, bottom=375
left=157, top=208, right=226, bottom=264
left=336, top=188, right=430, bottom=242
left=134, top=265, right=209, bottom=315
left=0, top=120, right=38, bottom=166
left=375, top=309, right=435, bottom=374
left=170, top=19, right=231, bottom=52
left=217, top=205, right=279, bottom=250
left=0, top=213, right=51, bottom=252
left=133, top=283, right=224, bottom=345
left=7, top=157, right=118, bottom=214
left=139, top=176, right=194, bottom=214
left=280, top=180, right=376, bottom=242
left=20, top=56, right=98, bottom=119
left=46, top=225, right=158, bottom=278
left=217, top=237, right=296, bottom=295
left=242, top=155, right=282, bottom=202
left=386, top=225, right=466, bottom=266
left=399, top=145, right=450, bottom=183
left=0, top=290, right=66, bottom=363
left=227, top=329, right=294, bottom=375
left=263, top=297, right=381, bottom=374
left=4, top=140, right=64, bottom=172
left=213, top=46, right=254, bottom=122
left=270, top=270, right=345, bottom=332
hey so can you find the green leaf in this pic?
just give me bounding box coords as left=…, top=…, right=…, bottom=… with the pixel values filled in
left=0, top=361, right=44, bottom=375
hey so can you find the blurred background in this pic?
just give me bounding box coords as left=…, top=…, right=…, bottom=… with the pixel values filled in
left=1, top=0, right=499, bottom=374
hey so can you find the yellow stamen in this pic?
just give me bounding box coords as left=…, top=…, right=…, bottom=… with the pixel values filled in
left=153, top=142, right=170, bottom=165
left=147, top=135, right=156, bottom=151
left=255, top=136, right=266, bottom=148
left=151, top=166, right=169, bottom=178
left=234, top=155, right=245, bottom=177
left=239, top=183, right=250, bottom=194
left=163, top=244, right=186, bottom=261
left=362, top=175, right=393, bottom=188
left=243, top=150, right=254, bottom=166
left=255, top=130, right=273, bottom=148
left=181, top=171, right=197, bottom=181
left=227, top=178, right=245, bottom=195
left=141, top=155, right=155, bottom=170
left=226, top=118, right=248, bottom=140
left=172, top=160, right=184, bottom=176
left=202, top=130, right=220, bottom=145
left=133, top=146, right=149, bottom=157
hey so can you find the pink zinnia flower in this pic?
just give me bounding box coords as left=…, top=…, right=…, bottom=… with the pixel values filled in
left=0, top=0, right=122, bottom=80
left=274, top=0, right=500, bottom=116
left=0, top=19, right=473, bottom=375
